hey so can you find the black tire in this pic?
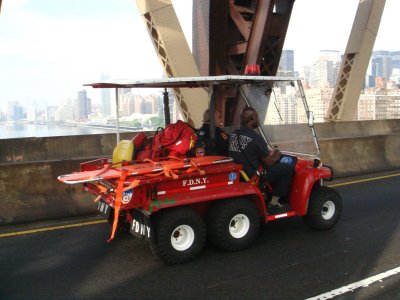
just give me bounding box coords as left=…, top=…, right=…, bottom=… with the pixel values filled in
left=152, top=207, right=206, bottom=264
left=304, top=185, right=343, bottom=231
left=107, top=209, right=130, bottom=234
left=206, top=198, right=260, bottom=251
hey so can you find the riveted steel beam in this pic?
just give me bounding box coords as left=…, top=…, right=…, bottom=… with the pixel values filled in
left=197, top=0, right=295, bottom=125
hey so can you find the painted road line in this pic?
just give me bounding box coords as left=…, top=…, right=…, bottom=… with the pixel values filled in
left=305, top=265, right=400, bottom=300
left=0, top=219, right=107, bottom=238
left=328, top=172, right=400, bottom=188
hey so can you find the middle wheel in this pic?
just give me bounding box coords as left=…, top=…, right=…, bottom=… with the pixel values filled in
left=206, top=198, right=261, bottom=251
left=152, top=207, right=206, bottom=264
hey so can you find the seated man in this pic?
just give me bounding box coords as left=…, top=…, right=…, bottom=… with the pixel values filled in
left=228, top=107, right=294, bottom=211
left=191, top=109, right=229, bottom=157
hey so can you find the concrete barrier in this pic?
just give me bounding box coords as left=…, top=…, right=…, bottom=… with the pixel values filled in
left=0, top=159, right=94, bottom=224
left=1, top=121, right=399, bottom=225
left=0, top=131, right=145, bottom=225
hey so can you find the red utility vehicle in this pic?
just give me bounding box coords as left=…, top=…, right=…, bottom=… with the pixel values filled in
left=58, top=76, right=342, bottom=264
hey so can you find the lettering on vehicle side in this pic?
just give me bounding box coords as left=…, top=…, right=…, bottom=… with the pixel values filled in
left=98, top=201, right=109, bottom=214
left=182, top=177, right=208, bottom=187
left=131, top=219, right=151, bottom=238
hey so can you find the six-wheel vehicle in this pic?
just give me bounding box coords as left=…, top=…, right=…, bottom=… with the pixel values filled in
left=58, top=75, right=343, bottom=264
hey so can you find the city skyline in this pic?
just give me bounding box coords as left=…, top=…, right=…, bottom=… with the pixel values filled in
left=0, top=0, right=399, bottom=110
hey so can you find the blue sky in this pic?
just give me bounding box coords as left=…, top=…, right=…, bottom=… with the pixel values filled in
left=0, top=0, right=399, bottom=109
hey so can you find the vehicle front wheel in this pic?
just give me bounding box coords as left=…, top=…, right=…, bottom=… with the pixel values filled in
left=206, top=198, right=260, bottom=251
left=151, top=207, right=206, bottom=264
left=304, top=186, right=343, bottom=231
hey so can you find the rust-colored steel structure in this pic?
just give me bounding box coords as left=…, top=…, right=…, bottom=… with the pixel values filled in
left=193, top=0, right=295, bottom=125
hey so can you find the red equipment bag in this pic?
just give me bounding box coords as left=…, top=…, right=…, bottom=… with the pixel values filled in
left=152, top=120, right=197, bottom=159
left=134, top=136, right=154, bottom=161
left=133, top=121, right=198, bottom=161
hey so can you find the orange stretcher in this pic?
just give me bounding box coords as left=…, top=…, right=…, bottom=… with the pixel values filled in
left=57, top=156, right=233, bottom=184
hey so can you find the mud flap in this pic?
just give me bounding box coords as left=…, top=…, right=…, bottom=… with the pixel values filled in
left=130, top=209, right=154, bottom=246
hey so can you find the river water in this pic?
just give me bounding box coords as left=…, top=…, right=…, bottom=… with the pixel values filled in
left=0, top=123, right=125, bottom=139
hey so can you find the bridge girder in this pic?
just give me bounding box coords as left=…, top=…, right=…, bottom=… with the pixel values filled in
left=194, top=0, right=295, bottom=125
left=326, top=0, right=386, bottom=121
left=137, top=0, right=295, bottom=125
left=136, top=0, right=208, bottom=127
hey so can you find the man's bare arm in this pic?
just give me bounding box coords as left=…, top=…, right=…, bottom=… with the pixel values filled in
left=262, top=149, right=281, bottom=167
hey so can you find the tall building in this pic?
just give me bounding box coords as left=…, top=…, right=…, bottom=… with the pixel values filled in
left=264, top=85, right=298, bottom=125
left=56, top=98, right=74, bottom=121
left=100, top=73, right=112, bottom=116
left=26, top=104, right=38, bottom=122
left=310, top=59, right=334, bottom=88
left=6, top=101, right=24, bottom=121
left=299, top=65, right=311, bottom=87
left=371, top=56, right=392, bottom=80
left=279, top=50, right=295, bottom=76
left=133, top=95, right=143, bottom=113
left=309, top=51, right=341, bottom=88
left=390, top=51, right=400, bottom=71
left=46, top=106, right=58, bottom=122
left=358, top=88, right=400, bottom=120
left=141, top=96, right=157, bottom=114
left=366, top=50, right=398, bottom=87
left=167, top=89, right=182, bottom=123
left=74, top=90, right=91, bottom=121
left=304, top=88, right=333, bottom=122
left=119, top=89, right=133, bottom=116
left=388, top=89, right=400, bottom=119
left=390, top=68, right=400, bottom=86
left=358, top=90, right=376, bottom=120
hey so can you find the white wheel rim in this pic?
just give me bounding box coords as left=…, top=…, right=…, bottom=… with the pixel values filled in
left=170, top=225, right=195, bottom=251
left=322, top=201, right=335, bottom=220
left=229, top=214, right=250, bottom=239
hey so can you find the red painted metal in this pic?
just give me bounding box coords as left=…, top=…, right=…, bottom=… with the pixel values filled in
left=288, top=158, right=332, bottom=216
left=199, top=0, right=296, bottom=125
left=80, top=155, right=332, bottom=224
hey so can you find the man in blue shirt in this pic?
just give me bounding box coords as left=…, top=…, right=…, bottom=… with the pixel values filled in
left=191, top=109, right=229, bottom=157
left=228, top=107, right=294, bottom=211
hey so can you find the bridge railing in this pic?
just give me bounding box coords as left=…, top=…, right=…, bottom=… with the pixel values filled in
left=1, top=120, right=399, bottom=225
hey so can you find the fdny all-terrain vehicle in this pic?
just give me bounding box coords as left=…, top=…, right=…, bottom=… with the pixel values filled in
left=58, top=76, right=343, bottom=264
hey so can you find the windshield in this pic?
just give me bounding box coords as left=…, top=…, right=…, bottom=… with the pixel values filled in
left=239, top=80, right=319, bottom=157
left=85, top=76, right=319, bottom=157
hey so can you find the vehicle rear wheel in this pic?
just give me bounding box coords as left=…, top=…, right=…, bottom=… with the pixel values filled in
left=304, top=185, right=343, bottom=231
left=152, top=207, right=206, bottom=264
left=206, top=198, right=260, bottom=251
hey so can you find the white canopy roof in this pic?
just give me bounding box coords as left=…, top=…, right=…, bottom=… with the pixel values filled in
left=84, top=75, right=300, bottom=89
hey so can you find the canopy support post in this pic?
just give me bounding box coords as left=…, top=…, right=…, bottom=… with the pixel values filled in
left=115, top=88, right=120, bottom=144
left=163, top=88, right=171, bottom=125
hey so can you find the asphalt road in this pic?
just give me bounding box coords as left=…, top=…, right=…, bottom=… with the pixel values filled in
left=1, top=171, right=400, bottom=299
